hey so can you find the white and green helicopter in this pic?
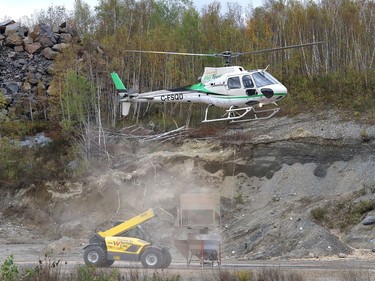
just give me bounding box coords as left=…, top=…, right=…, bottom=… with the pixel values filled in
left=111, top=42, right=322, bottom=123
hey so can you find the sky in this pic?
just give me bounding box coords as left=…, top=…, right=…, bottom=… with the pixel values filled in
left=0, top=0, right=262, bottom=22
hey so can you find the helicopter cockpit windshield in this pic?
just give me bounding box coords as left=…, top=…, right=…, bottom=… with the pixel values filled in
left=252, top=71, right=280, bottom=87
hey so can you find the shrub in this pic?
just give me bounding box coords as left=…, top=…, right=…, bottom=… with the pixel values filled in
left=1, top=255, right=19, bottom=281
left=236, top=270, right=254, bottom=281
left=0, top=90, right=7, bottom=109
left=257, top=268, right=304, bottom=281
left=311, top=207, right=326, bottom=223
left=311, top=198, right=375, bottom=232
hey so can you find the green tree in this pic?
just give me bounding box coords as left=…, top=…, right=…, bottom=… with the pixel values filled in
left=73, top=0, right=96, bottom=34
left=60, top=71, right=96, bottom=131
left=33, top=5, right=69, bottom=26
left=95, top=0, right=126, bottom=36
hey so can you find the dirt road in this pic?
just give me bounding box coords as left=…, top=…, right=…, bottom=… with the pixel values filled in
left=2, top=243, right=375, bottom=281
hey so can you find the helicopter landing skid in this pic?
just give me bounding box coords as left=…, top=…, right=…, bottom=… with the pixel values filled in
left=202, top=105, right=280, bottom=123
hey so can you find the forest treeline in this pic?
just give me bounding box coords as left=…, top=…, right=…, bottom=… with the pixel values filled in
left=0, top=0, right=374, bottom=183
left=14, top=0, right=375, bottom=130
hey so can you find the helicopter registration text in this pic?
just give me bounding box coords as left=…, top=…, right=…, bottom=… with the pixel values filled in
left=161, top=93, right=184, bottom=101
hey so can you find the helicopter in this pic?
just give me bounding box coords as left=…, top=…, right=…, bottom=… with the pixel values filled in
left=111, top=42, right=323, bottom=123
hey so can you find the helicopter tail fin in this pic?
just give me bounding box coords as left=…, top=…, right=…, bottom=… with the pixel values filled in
left=111, top=72, right=127, bottom=94
left=111, top=72, right=131, bottom=116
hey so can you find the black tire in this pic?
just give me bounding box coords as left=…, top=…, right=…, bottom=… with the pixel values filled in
left=141, top=248, right=164, bottom=268
left=103, top=259, right=115, bottom=267
left=83, top=245, right=107, bottom=267
left=160, top=248, right=172, bottom=268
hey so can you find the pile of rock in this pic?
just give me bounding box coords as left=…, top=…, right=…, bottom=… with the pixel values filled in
left=0, top=20, right=75, bottom=121
left=1, top=20, right=73, bottom=58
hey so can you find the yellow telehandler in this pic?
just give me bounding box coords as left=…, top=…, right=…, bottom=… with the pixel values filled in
left=83, top=208, right=174, bottom=268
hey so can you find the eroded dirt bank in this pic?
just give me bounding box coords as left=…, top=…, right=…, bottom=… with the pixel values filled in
left=1, top=111, right=375, bottom=263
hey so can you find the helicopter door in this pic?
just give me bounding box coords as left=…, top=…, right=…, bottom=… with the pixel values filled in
left=242, top=75, right=257, bottom=96
left=226, top=76, right=243, bottom=96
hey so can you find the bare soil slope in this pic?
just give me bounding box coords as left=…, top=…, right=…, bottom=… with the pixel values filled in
left=1, top=111, right=375, bottom=263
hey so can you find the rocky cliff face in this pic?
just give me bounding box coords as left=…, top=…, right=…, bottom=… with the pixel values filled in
left=0, top=20, right=74, bottom=121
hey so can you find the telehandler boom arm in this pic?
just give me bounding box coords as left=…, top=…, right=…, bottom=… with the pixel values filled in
left=97, top=208, right=174, bottom=238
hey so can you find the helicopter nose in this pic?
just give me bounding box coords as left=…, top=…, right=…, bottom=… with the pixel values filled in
left=261, top=88, right=274, bottom=98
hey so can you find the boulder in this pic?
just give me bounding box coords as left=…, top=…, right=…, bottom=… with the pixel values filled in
left=8, top=52, right=17, bottom=59
left=4, top=22, right=20, bottom=36
left=19, top=133, right=52, bottom=148
left=38, top=23, right=57, bottom=47
left=5, top=32, right=23, bottom=46
left=0, top=20, right=16, bottom=32
left=22, top=81, right=31, bottom=92
left=5, top=82, right=20, bottom=94
left=39, top=36, right=56, bottom=47
left=52, top=24, right=60, bottom=33
left=14, top=45, right=23, bottom=52
left=41, top=47, right=58, bottom=60
left=59, top=33, right=72, bottom=43
left=362, top=216, right=375, bottom=225
left=47, top=64, right=55, bottom=75
left=29, top=25, right=40, bottom=41
left=18, top=59, right=27, bottom=65
left=52, top=43, right=68, bottom=52
left=24, top=42, right=42, bottom=54
left=23, top=36, right=33, bottom=45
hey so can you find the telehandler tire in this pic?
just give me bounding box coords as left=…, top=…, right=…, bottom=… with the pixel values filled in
left=103, top=259, right=115, bottom=267
left=160, top=247, right=172, bottom=268
left=84, top=245, right=107, bottom=267
left=141, top=248, right=164, bottom=268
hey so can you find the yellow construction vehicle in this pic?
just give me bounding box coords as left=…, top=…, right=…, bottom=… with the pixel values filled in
left=83, top=208, right=174, bottom=268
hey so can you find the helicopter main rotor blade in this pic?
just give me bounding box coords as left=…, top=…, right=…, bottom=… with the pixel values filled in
left=123, top=41, right=324, bottom=67
left=238, top=41, right=325, bottom=56
left=124, top=50, right=217, bottom=57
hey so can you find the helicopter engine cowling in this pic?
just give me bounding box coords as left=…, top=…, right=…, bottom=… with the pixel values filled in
left=261, top=88, right=274, bottom=98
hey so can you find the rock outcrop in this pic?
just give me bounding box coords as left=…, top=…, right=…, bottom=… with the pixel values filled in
left=0, top=20, right=75, bottom=121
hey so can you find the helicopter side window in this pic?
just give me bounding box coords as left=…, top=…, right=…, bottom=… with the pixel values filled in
left=227, top=77, right=241, bottom=89
left=242, top=75, right=254, bottom=88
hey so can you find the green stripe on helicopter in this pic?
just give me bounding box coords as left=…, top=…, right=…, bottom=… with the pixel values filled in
left=170, top=83, right=218, bottom=94
left=185, top=83, right=212, bottom=92
left=171, top=83, right=287, bottom=98
left=214, top=92, right=287, bottom=99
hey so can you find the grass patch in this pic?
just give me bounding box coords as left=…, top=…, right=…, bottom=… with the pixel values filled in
left=0, top=120, right=50, bottom=138
left=311, top=197, right=375, bottom=232
left=0, top=137, right=71, bottom=186
left=339, top=270, right=373, bottom=281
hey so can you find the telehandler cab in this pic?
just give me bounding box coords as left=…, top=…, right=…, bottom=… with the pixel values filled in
left=83, top=208, right=174, bottom=268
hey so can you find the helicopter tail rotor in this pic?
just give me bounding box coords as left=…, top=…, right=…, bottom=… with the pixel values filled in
left=120, top=102, right=131, bottom=116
